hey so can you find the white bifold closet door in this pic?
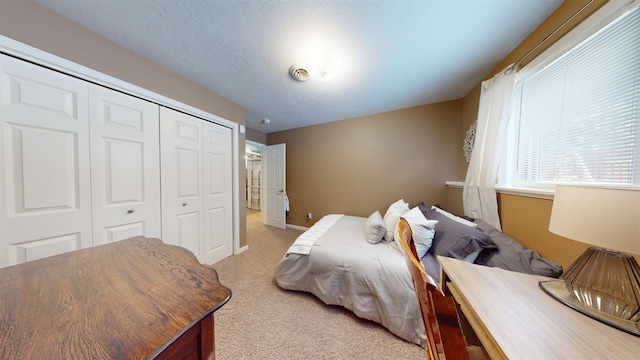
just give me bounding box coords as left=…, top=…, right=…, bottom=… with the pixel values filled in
left=88, top=85, right=161, bottom=245
left=160, top=107, right=232, bottom=265
left=0, top=54, right=161, bottom=267
left=0, top=55, right=92, bottom=267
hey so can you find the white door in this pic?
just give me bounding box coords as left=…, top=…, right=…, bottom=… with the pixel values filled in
left=0, top=54, right=92, bottom=267
left=160, top=107, right=233, bottom=264
left=262, top=143, right=286, bottom=229
left=160, top=107, right=203, bottom=259
left=202, top=122, right=233, bottom=264
left=89, top=85, right=161, bottom=245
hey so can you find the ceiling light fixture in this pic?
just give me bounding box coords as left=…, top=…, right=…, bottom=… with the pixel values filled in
left=261, top=118, right=271, bottom=124
left=289, top=65, right=310, bottom=82
left=289, top=55, right=339, bottom=82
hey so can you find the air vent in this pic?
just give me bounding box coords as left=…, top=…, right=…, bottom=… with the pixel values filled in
left=289, top=65, right=310, bottom=82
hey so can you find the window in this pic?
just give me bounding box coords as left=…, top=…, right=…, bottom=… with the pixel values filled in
left=503, top=3, right=640, bottom=189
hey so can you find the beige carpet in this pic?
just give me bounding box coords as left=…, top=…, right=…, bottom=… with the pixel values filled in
left=212, top=209, right=426, bottom=359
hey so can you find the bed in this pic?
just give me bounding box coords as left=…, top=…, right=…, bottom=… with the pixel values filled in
left=274, top=201, right=562, bottom=347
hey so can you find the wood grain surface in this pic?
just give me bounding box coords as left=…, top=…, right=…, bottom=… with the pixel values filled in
left=0, top=237, right=231, bottom=359
left=438, top=256, right=640, bottom=359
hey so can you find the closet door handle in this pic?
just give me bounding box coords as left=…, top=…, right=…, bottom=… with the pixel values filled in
left=126, top=209, right=134, bottom=214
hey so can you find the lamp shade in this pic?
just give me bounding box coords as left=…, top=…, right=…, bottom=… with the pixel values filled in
left=549, top=185, right=640, bottom=255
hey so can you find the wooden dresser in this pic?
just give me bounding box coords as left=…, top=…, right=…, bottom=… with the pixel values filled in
left=0, top=237, right=232, bottom=359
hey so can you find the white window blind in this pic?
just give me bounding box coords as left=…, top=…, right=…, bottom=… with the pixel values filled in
left=505, top=4, right=640, bottom=188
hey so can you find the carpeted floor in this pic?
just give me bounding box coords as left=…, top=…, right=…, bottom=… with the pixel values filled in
left=212, top=209, right=426, bottom=359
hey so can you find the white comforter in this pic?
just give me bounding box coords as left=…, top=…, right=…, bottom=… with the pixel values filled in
left=274, top=215, right=426, bottom=347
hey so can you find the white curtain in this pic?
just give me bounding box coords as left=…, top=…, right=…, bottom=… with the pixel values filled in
left=463, top=66, right=516, bottom=231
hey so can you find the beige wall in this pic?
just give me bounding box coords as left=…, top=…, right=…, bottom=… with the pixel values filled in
left=498, top=194, right=589, bottom=269
left=246, top=127, right=267, bottom=145
left=0, top=0, right=249, bottom=248
left=268, top=101, right=465, bottom=227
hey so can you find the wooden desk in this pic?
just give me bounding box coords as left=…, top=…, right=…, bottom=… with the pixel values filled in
left=438, top=256, right=640, bottom=359
left=0, top=237, right=231, bottom=359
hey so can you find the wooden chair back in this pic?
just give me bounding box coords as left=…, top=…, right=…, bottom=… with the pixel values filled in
left=397, top=218, right=470, bottom=360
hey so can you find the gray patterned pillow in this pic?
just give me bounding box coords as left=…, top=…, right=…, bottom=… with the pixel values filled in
left=417, top=203, right=497, bottom=262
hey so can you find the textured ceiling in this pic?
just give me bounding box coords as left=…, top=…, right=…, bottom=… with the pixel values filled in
left=37, top=0, right=562, bottom=133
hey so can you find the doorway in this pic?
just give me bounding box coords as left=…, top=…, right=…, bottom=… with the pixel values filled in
left=246, top=140, right=264, bottom=211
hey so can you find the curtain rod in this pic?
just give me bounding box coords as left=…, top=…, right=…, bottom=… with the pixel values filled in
left=506, top=0, right=596, bottom=74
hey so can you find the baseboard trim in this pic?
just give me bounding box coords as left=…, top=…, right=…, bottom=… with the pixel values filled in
left=286, top=224, right=309, bottom=231
left=235, top=245, right=249, bottom=254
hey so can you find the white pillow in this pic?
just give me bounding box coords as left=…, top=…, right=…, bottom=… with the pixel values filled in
left=383, top=199, right=410, bottom=241
left=364, top=210, right=386, bottom=244
left=398, top=207, right=438, bottom=258
left=431, top=206, right=477, bottom=227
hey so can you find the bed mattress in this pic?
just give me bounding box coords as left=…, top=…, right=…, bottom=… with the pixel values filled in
left=275, top=215, right=428, bottom=347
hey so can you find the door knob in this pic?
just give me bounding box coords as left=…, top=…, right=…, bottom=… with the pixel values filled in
left=182, top=202, right=188, bottom=207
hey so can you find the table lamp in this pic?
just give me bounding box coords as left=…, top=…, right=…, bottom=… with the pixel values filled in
left=539, top=184, right=640, bottom=336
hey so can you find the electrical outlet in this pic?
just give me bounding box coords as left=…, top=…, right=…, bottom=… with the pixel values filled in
left=307, top=212, right=312, bottom=220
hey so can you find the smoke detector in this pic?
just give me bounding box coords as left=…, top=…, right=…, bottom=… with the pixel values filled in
left=289, top=65, right=310, bottom=82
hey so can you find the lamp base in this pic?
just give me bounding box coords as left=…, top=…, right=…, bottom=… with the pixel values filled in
left=540, top=280, right=640, bottom=336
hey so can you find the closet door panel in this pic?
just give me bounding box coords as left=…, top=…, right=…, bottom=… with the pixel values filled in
left=10, top=234, right=81, bottom=265
left=160, top=107, right=203, bottom=260
left=103, top=222, right=145, bottom=244
left=178, top=148, right=200, bottom=197
left=203, top=122, right=233, bottom=264
left=176, top=211, right=201, bottom=255
left=0, top=55, right=92, bottom=267
left=89, top=85, right=161, bottom=245
left=14, top=126, right=78, bottom=210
